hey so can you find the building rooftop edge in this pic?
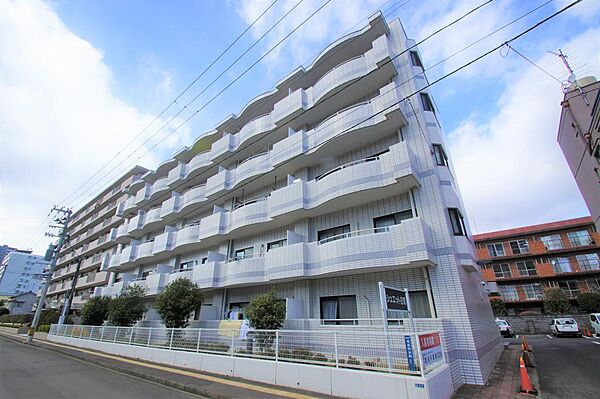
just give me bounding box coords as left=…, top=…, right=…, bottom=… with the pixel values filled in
left=472, top=216, right=594, bottom=242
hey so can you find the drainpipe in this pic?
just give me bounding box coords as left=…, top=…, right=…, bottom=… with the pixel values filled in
left=362, top=295, right=371, bottom=325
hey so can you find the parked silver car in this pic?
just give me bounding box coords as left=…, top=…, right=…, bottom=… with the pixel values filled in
left=550, top=318, right=582, bottom=337
left=495, top=318, right=513, bottom=337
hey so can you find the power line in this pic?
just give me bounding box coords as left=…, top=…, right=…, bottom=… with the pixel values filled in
left=56, top=0, right=280, bottom=207
left=64, top=0, right=490, bottom=213
left=116, top=0, right=582, bottom=246
left=506, top=44, right=562, bottom=83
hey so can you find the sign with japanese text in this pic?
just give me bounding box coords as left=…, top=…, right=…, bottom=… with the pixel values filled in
left=418, top=332, right=443, bottom=369
left=383, top=286, right=408, bottom=311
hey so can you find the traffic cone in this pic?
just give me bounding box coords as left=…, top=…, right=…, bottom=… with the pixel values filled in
left=583, top=326, right=592, bottom=337
left=522, top=350, right=534, bottom=367
left=519, top=356, right=538, bottom=395
left=522, top=336, right=531, bottom=352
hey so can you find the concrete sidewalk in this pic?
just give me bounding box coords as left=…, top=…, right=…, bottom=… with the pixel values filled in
left=452, top=341, right=538, bottom=399
left=0, top=328, right=332, bottom=399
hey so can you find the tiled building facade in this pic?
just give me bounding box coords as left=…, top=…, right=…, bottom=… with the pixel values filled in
left=46, top=166, right=148, bottom=310
left=60, top=14, right=501, bottom=386
left=475, top=217, right=600, bottom=314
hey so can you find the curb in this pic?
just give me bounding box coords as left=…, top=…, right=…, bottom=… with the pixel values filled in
left=0, top=332, right=225, bottom=399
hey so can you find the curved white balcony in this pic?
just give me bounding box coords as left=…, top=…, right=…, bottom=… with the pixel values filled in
left=149, top=177, right=169, bottom=202
left=152, top=230, right=176, bottom=256
left=122, top=195, right=137, bottom=216
left=229, top=198, right=269, bottom=232
left=115, top=222, right=130, bottom=244
left=178, top=185, right=206, bottom=215
left=135, top=240, right=154, bottom=262
left=134, top=184, right=152, bottom=207
left=173, top=223, right=201, bottom=251
left=118, top=243, right=138, bottom=268
left=185, top=151, right=212, bottom=181
left=168, top=268, right=193, bottom=285
left=145, top=272, right=169, bottom=296
left=193, top=218, right=435, bottom=289
left=159, top=194, right=181, bottom=223
left=311, top=55, right=366, bottom=105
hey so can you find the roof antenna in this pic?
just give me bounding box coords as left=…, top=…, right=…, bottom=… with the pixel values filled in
left=550, top=49, right=589, bottom=105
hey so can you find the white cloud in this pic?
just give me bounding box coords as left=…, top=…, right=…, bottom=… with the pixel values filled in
left=447, top=26, right=600, bottom=233
left=0, top=1, right=188, bottom=252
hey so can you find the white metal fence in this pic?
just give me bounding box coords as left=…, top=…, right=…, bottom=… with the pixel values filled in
left=49, top=324, right=446, bottom=376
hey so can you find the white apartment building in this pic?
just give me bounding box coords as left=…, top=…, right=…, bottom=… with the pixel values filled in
left=46, top=166, right=148, bottom=310
left=0, top=250, right=48, bottom=297
left=91, top=14, right=500, bottom=386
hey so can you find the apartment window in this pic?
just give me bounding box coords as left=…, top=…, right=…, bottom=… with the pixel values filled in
left=567, top=230, right=592, bottom=247
left=499, top=285, right=518, bottom=301
left=318, top=224, right=351, bottom=244
left=487, top=243, right=505, bottom=257
left=373, top=210, right=413, bottom=230
left=576, top=253, right=600, bottom=271
left=320, top=295, right=357, bottom=325
left=516, top=261, right=537, bottom=276
left=509, top=240, right=529, bottom=255
left=540, top=234, right=563, bottom=250
left=522, top=283, right=543, bottom=300
left=493, top=263, right=511, bottom=278
left=420, top=93, right=434, bottom=113
left=550, top=257, right=572, bottom=273
left=179, top=261, right=194, bottom=271
left=409, top=51, right=423, bottom=68
left=448, top=208, right=466, bottom=236
left=587, top=278, right=600, bottom=293
left=558, top=280, right=580, bottom=298
left=233, top=247, right=254, bottom=260
left=201, top=257, right=208, bottom=264
left=267, top=239, right=287, bottom=252
left=432, top=144, right=448, bottom=167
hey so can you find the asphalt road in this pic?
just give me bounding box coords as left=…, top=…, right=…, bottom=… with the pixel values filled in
left=0, top=335, right=204, bottom=399
left=527, top=334, right=600, bottom=399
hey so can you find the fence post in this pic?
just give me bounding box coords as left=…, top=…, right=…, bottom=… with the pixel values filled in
left=113, top=326, right=119, bottom=343
left=275, top=331, right=279, bottom=362
left=90, top=326, right=95, bottom=340
left=415, top=332, right=425, bottom=377
left=169, top=329, right=174, bottom=350
left=79, top=326, right=84, bottom=339
left=70, top=326, right=75, bottom=337
left=231, top=333, right=235, bottom=357
left=334, top=331, right=339, bottom=368
left=100, top=326, right=105, bottom=342
left=196, top=328, right=202, bottom=353
left=129, top=327, right=134, bottom=346
left=147, top=328, right=152, bottom=347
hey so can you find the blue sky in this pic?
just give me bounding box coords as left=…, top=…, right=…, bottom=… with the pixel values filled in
left=1, top=0, right=599, bottom=252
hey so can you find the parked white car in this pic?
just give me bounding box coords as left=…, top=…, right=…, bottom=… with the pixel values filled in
left=495, top=318, right=513, bottom=337
left=590, top=313, right=600, bottom=337
left=550, top=318, right=582, bottom=337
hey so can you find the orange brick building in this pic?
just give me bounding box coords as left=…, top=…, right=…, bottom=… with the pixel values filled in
left=473, top=217, right=600, bottom=314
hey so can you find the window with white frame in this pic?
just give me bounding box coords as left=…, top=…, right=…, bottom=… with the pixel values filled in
left=267, top=239, right=287, bottom=252
left=233, top=247, right=254, bottom=260
left=576, top=253, right=600, bottom=271
left=516, top=261, right=537, bottom=276
left=487, top=243, right=505, bottom=257
left=522, top=283, right=543, bottom=300
left=509, top=239, right=529, bottom=255
left=558, top=280, right=580, bottom=298
left=550, top=257, right=572, bottom=273
left=432, top=144, right=448, bottom=167
left=540, top=234, right=563, bottom=250
left=448, top=208, right=466, bottom=236
left=567, top=230, right=592, bottom=247
left=492, top=263, right=511, bottom=278
left=499, top=285, right=518, bottom=301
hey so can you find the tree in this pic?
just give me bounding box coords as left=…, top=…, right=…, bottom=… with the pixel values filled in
left=0, top=307, right=8, bottom=316
left=544, top=288, right=570, bottom=314
left=577, top=292, right=600, bottom=313
left=107, top=285, right=148, bottom=326
left=155, top=278, right=203, bottom=328
left=490, top=298, right=507, bottom=316
left=80, top=296, right=111, bottom=325
left=245, top=289, right=286, bottom=330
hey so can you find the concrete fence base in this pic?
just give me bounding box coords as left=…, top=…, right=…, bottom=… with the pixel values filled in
left=48, top=334, right=453, bottom=399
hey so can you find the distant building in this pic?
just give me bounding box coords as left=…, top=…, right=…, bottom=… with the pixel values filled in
left=0, top=244, right=28, bottom=264
left=474, top=217, right=600, bottom=314
left=6, top=292, right=37, bottom=315
left=557, top=77, right=600, bottom=230
left=0, top=251, right=48, bottom=296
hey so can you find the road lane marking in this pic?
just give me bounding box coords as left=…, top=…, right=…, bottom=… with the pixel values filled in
left=0, top=333, right=320, bottom=399
left=546, top=335, right=554, bottom=339
left=584, top=336, right=592, bottom=339
left=592, top=341, right=600, bottom=346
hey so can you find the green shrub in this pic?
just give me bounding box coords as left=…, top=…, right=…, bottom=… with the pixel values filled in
left=0, top=313, right=33, bottom=324
left=107, top=285, right=147, bottom=326
left=0, top=307, right=9, bottom=316
left=490, top=298, right=508, bottom=316
left=544, top=288, right=571, bottom=314
left=81, top=296, right=110, bottom=325
left=577, top=292, right=600, bottom=313
left=245, top=289, right=285, bottom=330
left=155, top=278, right=203, bottom=328
left=36, top=324, right=51, bottom=333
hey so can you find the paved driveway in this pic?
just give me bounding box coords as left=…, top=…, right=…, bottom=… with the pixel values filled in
left=527, top=334, right=600, bottom=399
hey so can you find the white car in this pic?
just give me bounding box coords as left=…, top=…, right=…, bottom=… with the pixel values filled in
left=495, top=319, right=513, bottom=337
left=590, top=313, right=600, bottom=337
left=550, top=318, right=582, bottom=337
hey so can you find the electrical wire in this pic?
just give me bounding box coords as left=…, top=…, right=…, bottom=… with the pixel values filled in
left=507, top=44, right=563, bottom=83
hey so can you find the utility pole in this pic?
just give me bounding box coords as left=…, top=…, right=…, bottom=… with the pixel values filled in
left=58, top=256, right=83, bottom=325
left=27, top=206, right=72, bottom=343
